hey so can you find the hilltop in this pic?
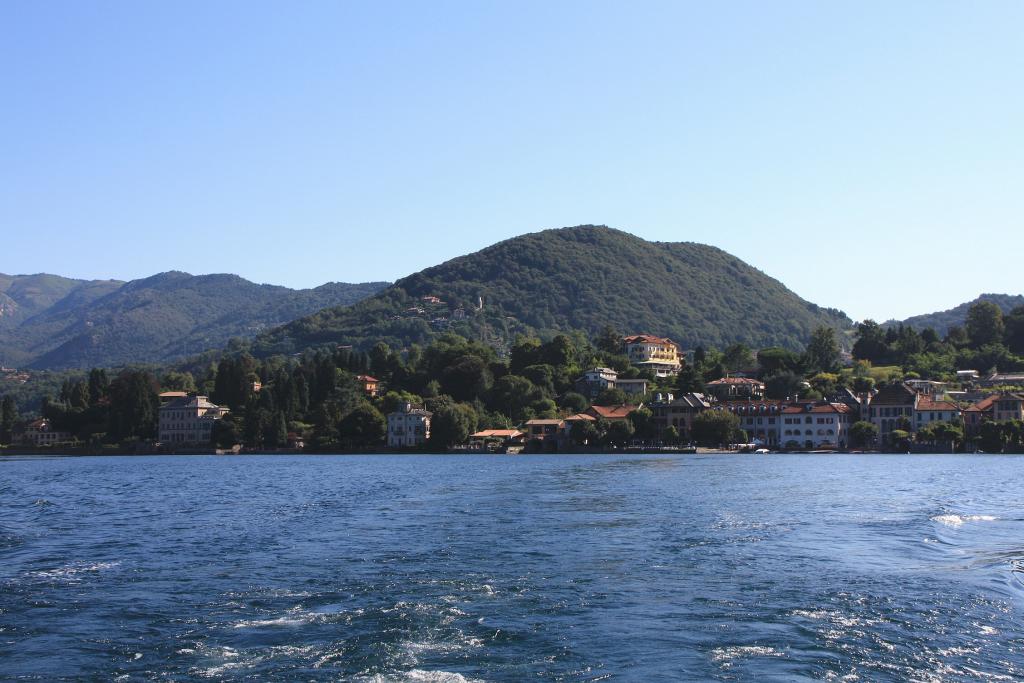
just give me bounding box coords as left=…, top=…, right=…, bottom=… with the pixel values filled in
left=254, top=225, right=851, bottom=356
left=890, top=294, right=1024, bottom=335
left=0, top=272, right=387, bottom=369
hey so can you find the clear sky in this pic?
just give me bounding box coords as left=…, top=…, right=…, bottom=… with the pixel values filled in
left=1, top=1, right=1021, bottom=322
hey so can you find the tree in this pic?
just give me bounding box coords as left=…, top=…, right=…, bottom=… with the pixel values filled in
left=804, top=326, right=841, bottom=374
left=87, top=368, right=110, bottom=407
left=1005, top=306, right=1024, bottom=355
left=1, top=395, right=16, bottom=444
left=663, top=425, right=680, bottom=445
left=264, top=411, right=288, bottom=448
left=764, top=371, right=804, bottom=400
left=570, top=419, right=600, bottom=446
left=429, top=402, right=478, bottom=448
left=848, top=421, right=878, bottom=448
left=691, top=410, right=741, bottom=447
left=628, top=407, right=658, bottom=440
left=966, top=301, right=1005, bottom=348
left=211, top=416, right=240, bottom=449
left=162, top=371, right=197, bottom=393
left=489, top=375, right=541, bottom=422
left=603, top=420, right=635, bottom=447
left=723, top=343, right=755, bottom=372
left=675, top=364, right=705, bottom=394
left=107, top=370, right=159, bottom=441
left=978, top=421, right=1007, bottom=453
left=596, top=326, right=623, bottom=354
left=441, top=356, right=493, bottom=402
left=595, top=387, right=629, bottom=406
left=559, top=392, right=589, bottom=414
left=338, top=403, right=387, bottom=449
left=852, top=320, right=888, bottom=363
left=757, top=347, right=802, bottom=378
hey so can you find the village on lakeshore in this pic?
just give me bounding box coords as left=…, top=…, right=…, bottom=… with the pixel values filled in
left=2, top=299, right=1024, bottom=456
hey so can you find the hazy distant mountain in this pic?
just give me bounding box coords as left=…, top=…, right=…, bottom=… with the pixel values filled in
left=889, top=293, right=1024, bottom=335
left=0, top=272, right=388, bottom=369
left=254, top=225, right=851, bottom=356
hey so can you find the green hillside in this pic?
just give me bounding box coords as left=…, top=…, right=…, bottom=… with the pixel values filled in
left=255, top=225, right=851, bottom=356
left=0, top=272, right=387, bottom=369
left=892, top=294, right=1024, bottom=335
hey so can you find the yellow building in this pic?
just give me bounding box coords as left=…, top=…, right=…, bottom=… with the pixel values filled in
left=623, top=334, right=682, bottom=377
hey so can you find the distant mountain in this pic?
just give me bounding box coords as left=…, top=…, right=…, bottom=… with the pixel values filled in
left=254, top=225, right=851, bottom=356
left=0, top=272, right=388, bottom=369
left=889, top=294, right=1024, bottom=335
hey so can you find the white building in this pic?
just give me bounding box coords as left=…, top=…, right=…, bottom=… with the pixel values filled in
left=387, top=403, right=432, bottom=448
left=22, top=419, right=74, bottom=446
left=158, top=395, right=229, bottom=444
left=781, top=402, right=856, bottom=449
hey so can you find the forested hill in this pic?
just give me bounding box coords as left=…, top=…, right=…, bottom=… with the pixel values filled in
left=891, top=294, right=1024, bottom=335
left=0, top=272, right=388, bottom=369
left=254, top=225, right=851, bottom=356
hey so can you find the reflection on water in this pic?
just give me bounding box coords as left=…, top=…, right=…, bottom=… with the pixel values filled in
left=1, top=453, right=1023, bottom=680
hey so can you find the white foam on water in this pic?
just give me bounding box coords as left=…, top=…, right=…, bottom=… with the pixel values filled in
left=711, top=645, right=784, bottom=666
left=931, top=514, right=997, bottom=528
left=358, top=671, right=486, bottom=683
left=28, top=560, right=121, bottom=581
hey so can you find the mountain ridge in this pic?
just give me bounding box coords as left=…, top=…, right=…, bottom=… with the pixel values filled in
left=254, top=225, right=852, bottom=356
left=0, top=271, right=388, bottom=369
left=888, top=293, right=1024, bottom=335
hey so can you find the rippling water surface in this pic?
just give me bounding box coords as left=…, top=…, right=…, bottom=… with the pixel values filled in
left=2, top=453, right=1024, bottom=681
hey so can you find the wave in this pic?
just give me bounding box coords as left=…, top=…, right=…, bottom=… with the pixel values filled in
left=931, top=514, right=998, bottom=529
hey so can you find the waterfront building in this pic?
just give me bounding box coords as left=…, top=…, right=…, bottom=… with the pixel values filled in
left=717, top=400, right=786, bottom=447
left=914, top=396, right=962, bottom=430
left=781, top=402, right=855, bottom=449
left=524, top=419, right=563, bottom=441
left=386, top=403, right=432, bottom=448
left=648, top=393, right=711, bottom=439
left=863, top=383, right=918, bottom=438
left=158, top=395, right=229, bottom=445
left=623, top=334, right=682, bottom=377
left=963, top=395, right=997, bottom=436
left=22, top=418, right=74, bottom=446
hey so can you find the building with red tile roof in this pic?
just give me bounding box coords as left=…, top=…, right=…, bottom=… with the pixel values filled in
left=705, top=376, right=766, bottom=400
left=623, top=334, right=682, bottom=377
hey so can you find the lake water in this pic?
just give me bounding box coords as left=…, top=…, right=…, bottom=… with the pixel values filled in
left=1, top=454, right=1023, bottom=681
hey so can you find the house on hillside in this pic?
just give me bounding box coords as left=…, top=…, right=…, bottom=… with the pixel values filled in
left=574, top=367, right=649, bottom=400
left=387, top=403, right=431, bottom=448
left=158, top=395, right=229, bottom=445
left=574, top=367, right=619, bottom=399
left=356, top=375, right=380, bottom=397
left=705, top=376, right=765, bottom=401
left=992, top=393, right=1024, bottom=422
left=585, top=405, right=639, bottom=422
left=981, top=371, right=1024, bottom=388
left=623, top=334, right=682, bottom=377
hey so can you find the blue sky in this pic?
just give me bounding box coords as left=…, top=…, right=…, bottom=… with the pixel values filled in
left=1, top=1, right=1021, bottom=322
